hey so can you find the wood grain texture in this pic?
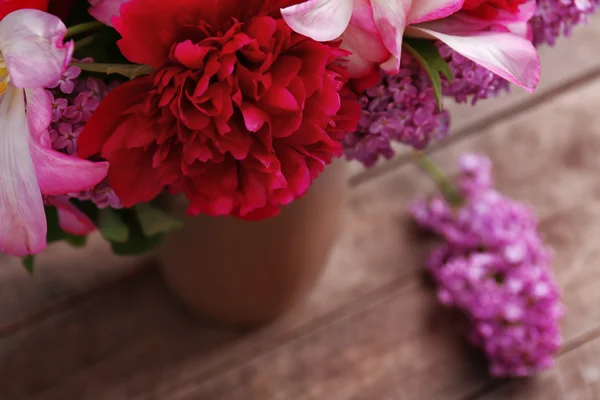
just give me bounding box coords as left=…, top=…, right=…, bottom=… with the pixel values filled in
left=3, top=57, right=599, bottom=400
left=0, top=234, right=149, bottom=334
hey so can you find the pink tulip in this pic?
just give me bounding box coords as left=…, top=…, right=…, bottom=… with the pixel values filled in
left=282, top=0, right=540, bottom=91
left=0, top=9, right=108, bottom=256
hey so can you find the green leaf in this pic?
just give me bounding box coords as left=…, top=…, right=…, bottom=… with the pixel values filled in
left=110, top=232, right=166, bottom=256
left=66, top=235, right=88, bottom=248
left=45, top=206, right=68, bottom=243
left=98, top=209, right=130, bottom=243
left=402, top=39, right=453, bottom=111
left=135, top=203, right=185, bottom=237
left=22, top=256, right=35, bottom=276
left=72, top=63, right=153, bottom=80
left=102, top=209, right=167, bottom=255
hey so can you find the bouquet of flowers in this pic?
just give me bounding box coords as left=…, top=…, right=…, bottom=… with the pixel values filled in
left=0, top=0, right=595, bottom=376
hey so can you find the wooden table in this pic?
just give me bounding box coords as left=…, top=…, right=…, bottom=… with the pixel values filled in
left=3, top=17, right=600, bottom=400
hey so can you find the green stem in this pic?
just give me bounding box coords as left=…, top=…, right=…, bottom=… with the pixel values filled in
left=65, top=21, right=104, bottom=38
left=74, top=35, right=96, bottom=52
left=412, top=150, right=462, bottom=205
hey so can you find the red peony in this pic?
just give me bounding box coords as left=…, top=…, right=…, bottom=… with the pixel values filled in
left=78, top=0, right=360, bottom=220
left=461, top=0, right=527, bottom=19
left=0, top=0, right=48, bottom=19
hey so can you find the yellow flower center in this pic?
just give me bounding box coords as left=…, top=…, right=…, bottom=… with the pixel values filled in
left=0, top=67, right=9, bottom=96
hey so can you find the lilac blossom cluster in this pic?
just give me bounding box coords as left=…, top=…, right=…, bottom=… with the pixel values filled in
left=531, top=0, right=600, bottom=46
left=48, top=64, right=122, bottom=209
left=343, top=53, right=450, bottom=167
left=411, top=153, right=564, bottom=377
left=439, top=44, right=510, bottom=105
left=343, top=48, right=509, bottom=167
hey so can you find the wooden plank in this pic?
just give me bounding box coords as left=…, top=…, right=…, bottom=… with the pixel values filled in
left=348, top=14, right=600, bottom=178
left=479, top=335, right=600, bottom=400
left=7, top=62, right=600, bottom=400
left=0, top=234, right=149, bottom=334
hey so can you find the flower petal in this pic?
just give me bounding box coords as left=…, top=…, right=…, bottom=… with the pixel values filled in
left=89, top=0, right=129, bottom=26
left=408, top=0, right=465, bottom=24
left=281, top=0, right=353, bottom=41
left=30, top=141, right=109, bottom=195
left=0, top=9, right=73, bottom=89
left=0, top=0, right=49, bottom=19
left=370, top=0, right=411, bottom=71
left=0, top=84, right=47, bottom=256
left=48, top=196, right=96, bottom=236
left=408, top=23, right=540, bottom=92
left=454, top=0, right=536, bottom=25
left=28, top=88, right=108, bottom=195
left=25, top=89, right=52, bottom=138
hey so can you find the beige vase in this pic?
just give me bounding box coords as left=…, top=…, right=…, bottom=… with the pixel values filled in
left=155, top=161, right=349, bottom=327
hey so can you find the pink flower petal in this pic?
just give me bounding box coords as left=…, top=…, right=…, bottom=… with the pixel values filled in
left=25, top=88, right=52, bottom=138
left=49, top=196, right=96, bottom=236
left=0, top=9, right=73, bottom=89
left=370, top=0, right=412, bottom=72
left=89, top=0, right=130, bottom=27
left=408, top=22, right=540, bottom=92
left=0, top=85, right=46, bottom=256
left=31, top=139, right=109, bottom=195
left=409, top=0, right=465, bottom=24
left=281, top=0, right=353, bottom=41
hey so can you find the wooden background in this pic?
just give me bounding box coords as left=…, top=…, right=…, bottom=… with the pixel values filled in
left=2, top=16, right=600, bottom=400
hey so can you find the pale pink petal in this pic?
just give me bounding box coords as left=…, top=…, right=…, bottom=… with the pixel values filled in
left=409, top=0, right=465, bottom=24
left=89, top=0, right=129, bottom=27
left=341, top=10, right=390, bottom=77
left=0, top=84, right=46, bottom=256
left=281, top=0, right=353, bottom=41
left=25, top=89, right=52, bottom=138
left=0, top=9, right=73, bottom=89
left=370, top=0, right=411, bottom=72
left=506, top=21, right=533, bottom=40
left=408, top=23, right=540, bottom=91
left=49, top=196, right=96, bottom=236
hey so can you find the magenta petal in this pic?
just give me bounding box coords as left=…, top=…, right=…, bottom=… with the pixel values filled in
left=0, top=9, right=73, bottom=89
left=31, top=137, right=109, bottom=195
left=0, top=85, right=47, bottom=256
left=89, top=0, right=130, bottom=27
left=49, top=196, right=96, bottom=236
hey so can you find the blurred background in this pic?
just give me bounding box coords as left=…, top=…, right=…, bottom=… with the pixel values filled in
left=2, top=14, right=600, bottom=400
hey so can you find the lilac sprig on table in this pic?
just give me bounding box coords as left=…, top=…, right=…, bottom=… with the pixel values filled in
left=411, top=153, right=564, bottom=377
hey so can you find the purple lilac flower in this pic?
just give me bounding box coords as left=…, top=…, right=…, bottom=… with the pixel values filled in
left=63, top=92, right=100, bottom=123
left=343, top=53, right=450, bottom=167
left=52, top=123, right=83, bottom=156
left=439, top=44, right=510, bottom=105
left=411, top=153, right=564, bottom=378
left=531, top=0, right=600, bottom=46
left=49, top=65, right=81, bottom=94
left=49, top=74, right=123, bottom=209
left=345, top=46, right=509, bottom=167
